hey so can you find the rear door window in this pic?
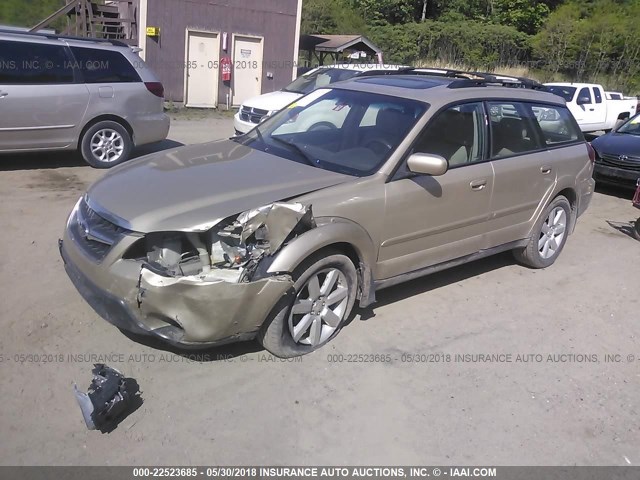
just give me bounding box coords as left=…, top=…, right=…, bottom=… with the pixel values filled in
left=70, top=47, right=140, bottom=83
left=593, top=87, right=603, bottom=104
left=530, top=104, right=582, bottom=146
left=488, top=102, right=544, bottom=158
left=0, top=40, right=73, bottom=84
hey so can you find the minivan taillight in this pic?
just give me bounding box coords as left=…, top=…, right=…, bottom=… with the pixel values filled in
left=586, top=142, right=596, bottom=165
left=145, top=82, right=164, bottom=98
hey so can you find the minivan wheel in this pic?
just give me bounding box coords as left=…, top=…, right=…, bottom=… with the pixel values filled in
left=257, top=251, right=358, bottom=358
left=513, top=196, right=571, bottom=269
left=80, top=121, right=132, bottom=168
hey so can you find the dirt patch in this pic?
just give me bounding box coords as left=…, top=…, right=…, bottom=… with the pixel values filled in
left=25, top=170, right=88, bottom=194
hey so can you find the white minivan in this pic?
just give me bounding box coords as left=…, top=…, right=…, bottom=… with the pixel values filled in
left=234, top=63, right=405, bottom=134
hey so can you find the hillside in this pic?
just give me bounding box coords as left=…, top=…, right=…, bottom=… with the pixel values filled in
left=304, top=0, right=640, bottom=94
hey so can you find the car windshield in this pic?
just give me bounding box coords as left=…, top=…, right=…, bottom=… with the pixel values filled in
left=616, top=113, right=640, bottom=135
left=283, top=68, right=363, bottom=94
left=546, top=86, right=577, bottom=102
left=233, top=88, right=427, bottom=176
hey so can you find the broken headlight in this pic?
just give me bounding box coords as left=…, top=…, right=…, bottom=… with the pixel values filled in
left=128, top=203, right=315, bottom=283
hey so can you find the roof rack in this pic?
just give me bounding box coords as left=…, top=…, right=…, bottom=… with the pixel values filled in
left=447, top=75, right=547, bottom=90
left=356, top=65, right=548, bottom=90
left=0, top=28, right=129, bottom=48
left=395, top=67, right=472, bottom=80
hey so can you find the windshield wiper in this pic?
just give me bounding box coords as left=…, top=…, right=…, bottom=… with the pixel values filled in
left=270, top=136, right=318, bottom=167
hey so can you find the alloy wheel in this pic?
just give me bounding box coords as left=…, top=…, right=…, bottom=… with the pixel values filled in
left=90, top=129, right=125, bottom=163
left=538, top=206, right=567, bottom=259
left=288, top=268, right=349, bottom=346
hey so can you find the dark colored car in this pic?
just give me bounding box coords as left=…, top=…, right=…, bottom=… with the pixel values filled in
left=591, top=113, right=640, bottom=188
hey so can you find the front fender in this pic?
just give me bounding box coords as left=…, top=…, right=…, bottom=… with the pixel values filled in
left=266, top=217, right=378, bottom=307
left=267, top=217, right=376, bottom=273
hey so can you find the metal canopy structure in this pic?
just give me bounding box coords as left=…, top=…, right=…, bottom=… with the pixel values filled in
left=300, top=34, right=382, bottom=66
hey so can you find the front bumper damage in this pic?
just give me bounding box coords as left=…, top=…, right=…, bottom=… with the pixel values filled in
left=135, top=267, right=293, bottom=344
left=60, top=238, right=293, bottom=346
left=59, top=200, right=310, bottom=347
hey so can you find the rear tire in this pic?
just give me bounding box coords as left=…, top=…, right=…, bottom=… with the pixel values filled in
left=257, top=250, right=358, bottom=358
left=513, top=196, right=571, bottom=268
left=80, top=120, right=132, bottom=168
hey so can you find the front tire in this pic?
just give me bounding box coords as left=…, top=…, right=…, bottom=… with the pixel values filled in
left=80, top=121, right=132, bottom=168
left=257, top=250, right=358, bottom=358
left=513, top=196, right=571, bottom=268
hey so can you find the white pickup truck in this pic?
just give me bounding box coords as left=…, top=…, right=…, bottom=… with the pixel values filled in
left=544, top=82, right=637, bottom=133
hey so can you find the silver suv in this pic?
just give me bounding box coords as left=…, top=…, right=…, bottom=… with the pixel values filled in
left=60, top=74, right=595, bottom=357
left=0, top=30, right=169, bottom=168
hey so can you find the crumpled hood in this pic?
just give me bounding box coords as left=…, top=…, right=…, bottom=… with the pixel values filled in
left=592, top=132, right=640, bottom=159
left=242, top=90, right=301, bottom=111
left=87, top=140, right=352, bottom=233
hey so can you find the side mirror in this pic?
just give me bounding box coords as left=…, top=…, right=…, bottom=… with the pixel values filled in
left=406, top=153, right=448, bottom=176
left=577, top=96, right=591, bottom=105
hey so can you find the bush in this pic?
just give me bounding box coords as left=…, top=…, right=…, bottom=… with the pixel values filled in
left=370, top=20, right=531, bottom=69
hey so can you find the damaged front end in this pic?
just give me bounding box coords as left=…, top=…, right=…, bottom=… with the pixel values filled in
left=129, top=203, right=316, bottom=344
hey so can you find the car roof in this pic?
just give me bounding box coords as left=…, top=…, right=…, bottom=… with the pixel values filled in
left=0, top=29, right=132, bottom=51
left=332, top=74, right=567, bottom=107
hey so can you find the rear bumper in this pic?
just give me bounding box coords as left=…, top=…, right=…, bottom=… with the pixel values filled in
left=131, top=112, right=170, bottom=146
left=577, top=177, right=596, bottom=218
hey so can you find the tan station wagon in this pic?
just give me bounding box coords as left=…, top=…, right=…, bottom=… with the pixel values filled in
left=60, top=74, right=596, bottom=357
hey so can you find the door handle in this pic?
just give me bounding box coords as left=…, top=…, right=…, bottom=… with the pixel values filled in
left=541, top=166, right=552, bottom=175
left=0, top=92, right=8, bottom=98
left=470, top=179, right=487, bottom=191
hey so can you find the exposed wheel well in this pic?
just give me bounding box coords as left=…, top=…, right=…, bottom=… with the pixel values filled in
left=78, top=115, right=134, bottom=149
left=306, top=242, right=361, bottom=270
left=302, top=242, right=373, bottom=306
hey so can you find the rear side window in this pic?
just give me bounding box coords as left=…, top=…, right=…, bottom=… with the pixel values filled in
left=530, top=104, right=582, bottom=146
left=0, top=40, right=73, bottom=84
left=594, top=87, right=603, bottom=104
left=70, top=47, right=140, bottom=83
left=488, top=102, right=544, bottom=158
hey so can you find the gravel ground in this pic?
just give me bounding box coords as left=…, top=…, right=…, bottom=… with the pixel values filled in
left=0, top=117, right=639, bottom=466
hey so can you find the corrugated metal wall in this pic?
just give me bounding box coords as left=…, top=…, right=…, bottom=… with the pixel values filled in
left=143, top=0, right=299, bottom=104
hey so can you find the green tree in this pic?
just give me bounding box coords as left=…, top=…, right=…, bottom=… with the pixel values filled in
left=302, top=0, right=367, bottom=34
left=534, top=0, right=640, bottom=92
left=348, top=0, right=415, bottom=25
left=0, top=0, right=66, bottom=30
left=492, top=0, right=550, bottom=34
